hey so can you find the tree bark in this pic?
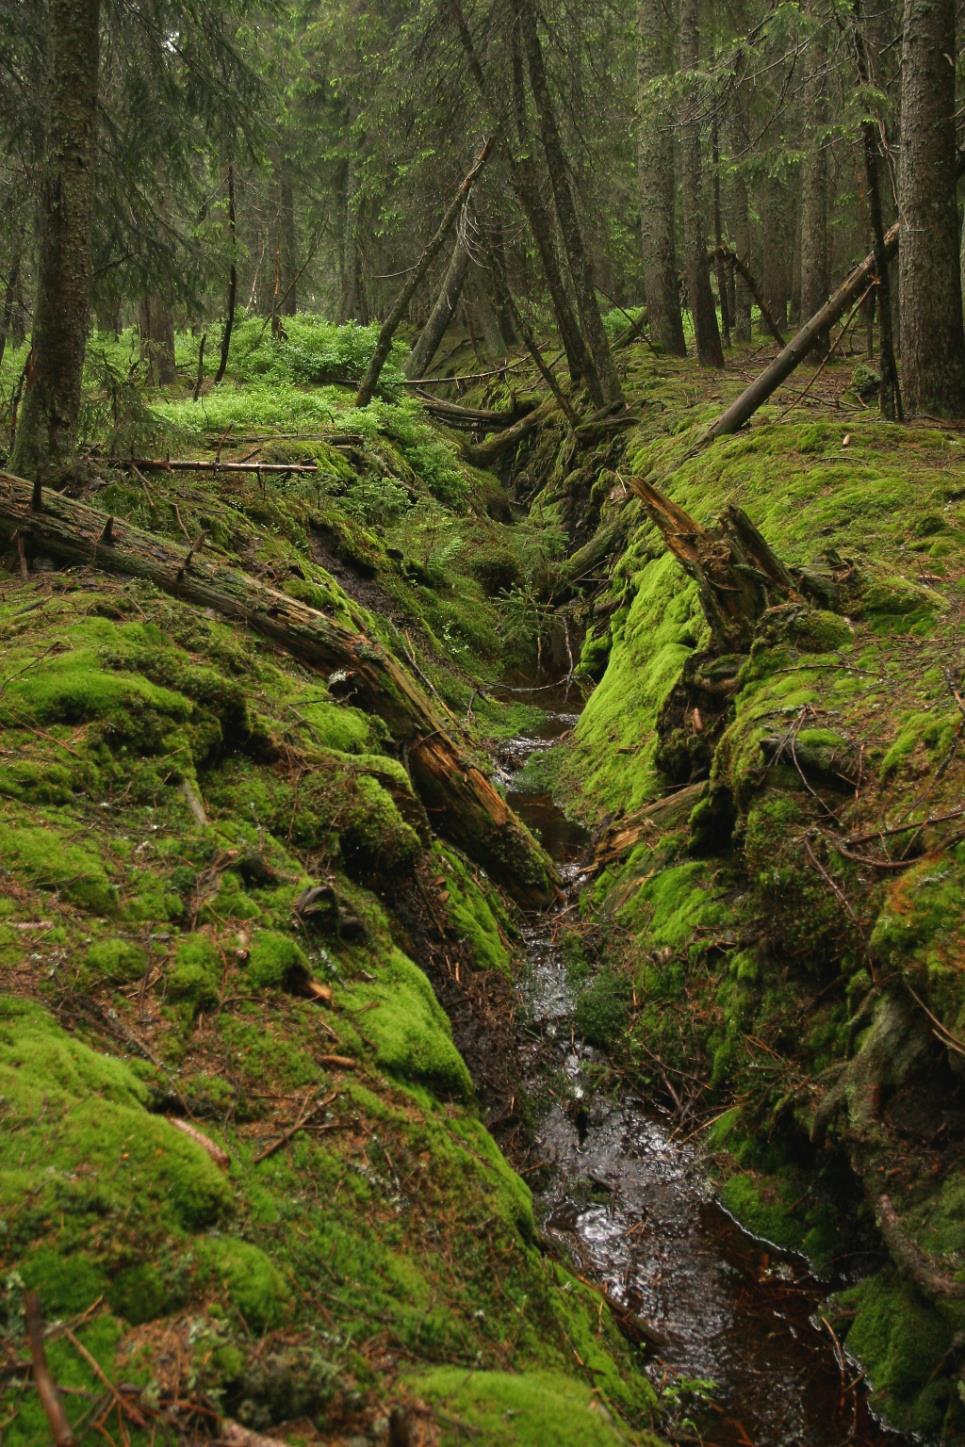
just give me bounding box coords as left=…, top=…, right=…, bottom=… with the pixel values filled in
left=636, top=0, right=686, bottom=356
left=10, top=0, right=101, bottom=483
left=704, top=222, right=899, bottom=440
left=138, top=295, right=177, bottom=385
left=800, top=11, right=830, bottom=354
left=761, top=176, right=790, bottom=331
left=404, top=227, right=472, bottom=380
left=448, top=0, right=595, bottom=393
left=355, top=138, right=493, bottom=408
left=678, top=0, right=724, bottom=368
left=897, top=0, right=965, bottom=415
left=279, top=168, right=297, bottom=317
left=515, top=0, right=623, bottom=405
left=214, top=160, right=237, bottom=386
left=0, top=249, right=22, bottom=370
left=730, top=84, right=752, bottom=343
left=851, top=0, right=902, bottom=419
left=0, top=469, right=556, bottom=907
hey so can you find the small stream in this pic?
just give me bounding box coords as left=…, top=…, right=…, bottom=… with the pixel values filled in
left=497, top=697, right=906, bottom=1447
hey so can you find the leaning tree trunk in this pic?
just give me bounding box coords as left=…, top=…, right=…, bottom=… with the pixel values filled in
left=0, top=469, right=556, bottom=908
left=517, top=0, right=624, bottom=405
left=800, top=9, right=831, bottom=355
left=678, top=0, right=724, bottom=369
left=355, top=138, right=493, bottom=408
left=10, top=0, right=101, bottom=483
left=138, top=296, right=177, bottom=385
left=897, top=0, right=965, bottom=416
left=448, top=0, right=595, bottom=393
left=404, top=227, right=472, bottom=379
left=214, top=160, right=238, bottom=386
left=636, top=0, right=687, bottom=357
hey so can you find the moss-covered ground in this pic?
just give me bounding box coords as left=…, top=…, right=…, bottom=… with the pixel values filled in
left=0, top=329, right=664, bottom=1445
left=524, top=349, right=964, bottom=1441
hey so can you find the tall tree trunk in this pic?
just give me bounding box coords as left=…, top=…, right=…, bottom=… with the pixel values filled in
left=711, top=118, right=731, bottom=346
left=898, top=0, right=965, bottom=415
left=636, top=0, right=686, bottom=356
left=730, top=89, right=752, bottom=342
left=449, top=0, right=593, bottom=390
left=10, top=0, right=101, bottom=482
left=355, top=139, right=493, bottom=408
left=279, top=169, right=297, bottom=317
left=214, top=160, right=237, bottom=387
left=337, top=155, right=366, bottom=324
left=852, top=0, right=902, bottom=419
left=517, top=0, right=623, bottom=404
left=761, top=177, right=791, bottom=330
left=800, top=12, right=830, bottom=353
left=678, top=0, right=724, bottom=367
left=487, top=222, right=518, bottom=349
left=0, top=250, right=22, bottom=370
left=404, top=226, right=472, bottom=379
left=138, top=296, right=176, bottom=385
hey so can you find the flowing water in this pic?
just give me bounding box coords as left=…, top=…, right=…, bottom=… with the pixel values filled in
left=497, top=696, right=907, bottom=1447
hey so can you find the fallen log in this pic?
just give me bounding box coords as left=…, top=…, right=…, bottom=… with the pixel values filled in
left=0, top=470, right=556, bottom=907
left=461, top=397, right=559, bottom=466
left=413, top=391, right=536, bottom=430
left=112, top=457, right=331, bottom=476
left=703, top=222, right=899, bottom=442
left=876, top=1194, right=965, bottom=1302
left=628, top=473, right=797, bottom=650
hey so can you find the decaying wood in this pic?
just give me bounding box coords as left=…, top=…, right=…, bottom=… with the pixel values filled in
left=24, top=1290, right=75, bottom=1447
left=217, top=1420, right=293, bottom=1447
left=461, top=397, right=559, bottom=466
left=876, top=1195, right=965, bottom=1301
left=166, top=1117, right=231, bottom=1170
left=703, top=223, right=899, bottom=441
left=0, top=470, right=556, bottom=906
left=111, top=457, right=329, bottom=477
left=628, top=473, right=797, bottom=650
left=413, top=391, right=535, bottom=431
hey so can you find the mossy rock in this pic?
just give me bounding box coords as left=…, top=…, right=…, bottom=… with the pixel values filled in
left=197, top=1237, right=292, bottom=1330
left=168, top=934, right=222, bottom=1009
left=83, top=937, right=148, bottom=983
left=342, top=949, right=472, bottom=1097
left=0, top=819, right=116, bottom=914
left=246, top=929, right=310, bottom=990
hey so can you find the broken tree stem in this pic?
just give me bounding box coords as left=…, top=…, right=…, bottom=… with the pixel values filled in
left=24, top=1290, right=75, bottom=1447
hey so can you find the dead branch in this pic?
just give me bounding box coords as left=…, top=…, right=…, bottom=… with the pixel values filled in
left=876, top=1195, right=965, bottom=1300
left=24, top=1290, right=76, bottom=1447
left=165, top=1118, right=231, bottom=1170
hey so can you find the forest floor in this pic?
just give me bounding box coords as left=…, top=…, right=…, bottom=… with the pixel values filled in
left=0, top=323, right=962, bottom=1446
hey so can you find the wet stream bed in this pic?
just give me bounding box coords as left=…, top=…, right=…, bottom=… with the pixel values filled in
left=496, top=696, right=906, bottom=1447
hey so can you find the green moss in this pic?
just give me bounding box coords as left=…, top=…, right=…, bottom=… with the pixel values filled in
left=0, top=819, right=116, bottom=913
left=836, top=1270, right=957, bottom=1437
left=246, top=929, right=309, bottom=989
left=409, top=1367, right=640, bottom=1446
left=573, top=968, right=632, bottom=1048
left=198, top=1237, right=292, bottom=1330
left=83, top=937, right=148, bottom=983
left=168, top=933, right=222, bottom=1008
left=880, top=708, right=959, bottom=778
left=20, top=1246, right=110, bottom=1316
left=435, top=844, right=513, bottom=975
left=342, top=949, right=472, bottom=1097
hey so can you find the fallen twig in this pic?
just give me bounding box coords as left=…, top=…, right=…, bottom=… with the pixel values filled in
left=253, top=1089, right=339, bottom=1164
left=24, top=1290, right=75, bottom=1447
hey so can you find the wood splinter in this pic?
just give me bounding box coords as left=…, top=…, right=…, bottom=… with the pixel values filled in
left=98, top=515, right=115, bottom=546
left=178, top=530, right=207, bottom=579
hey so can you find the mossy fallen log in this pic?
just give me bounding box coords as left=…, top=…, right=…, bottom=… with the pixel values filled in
left=0, top=470, right=556, bottom=907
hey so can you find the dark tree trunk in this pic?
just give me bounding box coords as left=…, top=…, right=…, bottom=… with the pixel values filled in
left=404, top=228, right=472, bottom=379
left=800, top=12, right=830, bottom=353
left=711, top=118, right=731, bottom=346
left=337, top=155, right=366, bottom=323
left=279, top=169, right=297, bottom=317
left=761, top=177, right=790, bottom=330
left=0, top=250, right=22, bottom=370
left=10, top=0, right=100, bottom=482
left=450, top=0, right=591, bottom=387
left=679, top=0, right=724, bottom=368
left=897, top=0, right=965, bottom=415
left=487, top=222, right=518, bottom=349
left=851, top=0, right=902, bottom=419
left=138, top=295, right=176, bottom=385
left=636, top=0, right=686, bottom=356
left=214, top=160, right=237, bottom=387
left=517, top=0, right=623, bottom=404
left=730, top=91, right=752, bottom=342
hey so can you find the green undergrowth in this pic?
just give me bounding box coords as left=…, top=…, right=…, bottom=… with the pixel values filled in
left=0, top=522, right=660, bottom=1443
left=541, top=370, right=964, bottom=1439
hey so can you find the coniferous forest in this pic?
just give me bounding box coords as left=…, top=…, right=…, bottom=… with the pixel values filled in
left=0, top=1, right=963, bottom=1443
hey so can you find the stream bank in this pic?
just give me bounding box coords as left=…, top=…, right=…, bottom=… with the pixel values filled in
left=494, top=694, right=909, bottom=1447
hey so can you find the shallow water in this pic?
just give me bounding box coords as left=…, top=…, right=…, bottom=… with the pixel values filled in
left=501, top=697, right=905, bottom=1447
